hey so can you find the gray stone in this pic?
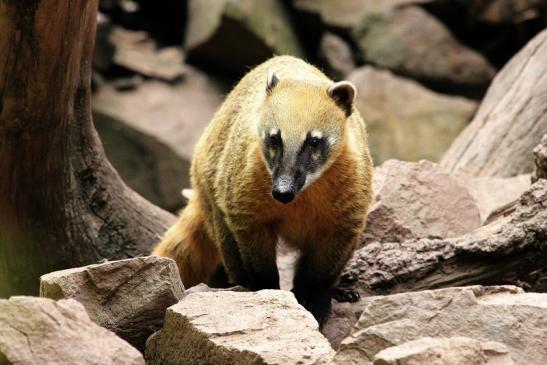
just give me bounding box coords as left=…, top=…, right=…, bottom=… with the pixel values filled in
left=348, top=67, right=477, bottom=164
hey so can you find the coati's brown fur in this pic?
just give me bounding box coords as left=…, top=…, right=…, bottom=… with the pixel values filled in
left=153, top=56, right=373, bottom=325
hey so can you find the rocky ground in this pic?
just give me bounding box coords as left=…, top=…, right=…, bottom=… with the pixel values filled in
left=1, top=1, right=546, bottom=364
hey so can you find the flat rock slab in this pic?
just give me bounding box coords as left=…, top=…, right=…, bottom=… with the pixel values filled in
left=0, top=296, right=144, bottom=365
left=373, top=336, right=513, bottom=365
left=333, top=286, right=547, bottom=365
left=40, top=256, right=184, bottom=352
left=145, top=290, right=334, bottom=365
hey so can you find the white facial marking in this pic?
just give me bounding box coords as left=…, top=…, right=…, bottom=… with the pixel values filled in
left=328, top=135, right=337, bottom=146
left=310, top=129, right=323, bottom=139
left=269, top=128, right=279, bottom=137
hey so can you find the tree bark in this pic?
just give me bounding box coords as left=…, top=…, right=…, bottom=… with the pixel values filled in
left=340, top=180, right=547, bottom=297
left=0, top=0, right=175, bottom=297
left=440, top=29, right=547, bottom=177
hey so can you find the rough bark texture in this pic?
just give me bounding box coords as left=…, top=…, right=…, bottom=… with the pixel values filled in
left=340, top=179, right=547, bottom=297
left=440, top=29, right=547, bottom=177
left=0, top=0, right=175, bottom=297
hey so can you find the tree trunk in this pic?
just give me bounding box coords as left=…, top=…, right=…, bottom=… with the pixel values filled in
left=0, top=0, right=175, bottom=297
left=440, top=29, right=547, bottom=177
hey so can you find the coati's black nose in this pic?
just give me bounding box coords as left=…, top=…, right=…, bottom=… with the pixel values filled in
left=272, top=189, right=295, bottom=204
left=272, top=176, right=295, bottom=204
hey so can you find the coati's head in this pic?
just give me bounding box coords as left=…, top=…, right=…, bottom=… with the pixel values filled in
left=258, top=71, right=356, bottom=204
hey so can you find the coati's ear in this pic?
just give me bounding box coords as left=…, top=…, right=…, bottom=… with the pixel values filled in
left=266, top=70, right=279, bottom=95
left=328, top=81, right=356, bottom=115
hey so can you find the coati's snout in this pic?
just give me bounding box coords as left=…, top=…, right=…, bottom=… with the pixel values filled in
left=271, top=170, right=306, bottom=204
left=272, top=175, right=296, bottom=204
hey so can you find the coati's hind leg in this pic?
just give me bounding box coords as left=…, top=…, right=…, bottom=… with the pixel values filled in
left=292, top=231, right=358, bottom=327
left=152, top=199, right=220, bottom=288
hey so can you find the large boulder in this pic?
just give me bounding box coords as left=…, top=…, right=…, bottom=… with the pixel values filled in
left=109, top=27, right=186, bottom=82
left=440, top=29, right=547, bottom=177
left=0, top=296, right=144, bottom=365
left=348, top=67, right=477, bottom=164
left=145, top=290, right=334, bottom=364
left=373, top=337, right=514, bottom=365
left=317, top=32, right=356, bottom=80
left=351, top=5, right=496, bottom=95
left=363, top=160, right=481, bottom=244
left=185, top=0, right=303, bottom=75
left=92, top=66, right=223, bottom=211
left=333, top=286, right=546, bottom=365
left=454, top=174, right=531, bottom=222
left=40, top=256, right=184, bottom=352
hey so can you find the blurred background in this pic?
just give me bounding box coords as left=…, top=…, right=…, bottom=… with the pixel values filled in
left=91, top=0, right=547, bottom=213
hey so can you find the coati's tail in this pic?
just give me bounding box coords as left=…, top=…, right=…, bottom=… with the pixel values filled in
left=152, top=198, right=220, bottom=288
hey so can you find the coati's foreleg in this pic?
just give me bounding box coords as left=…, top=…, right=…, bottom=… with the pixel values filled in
left=233, top=223, right=279, bottom=290
left=292, top=231, right=358, bottom=327
left=216, top=212, right=279, bottom=290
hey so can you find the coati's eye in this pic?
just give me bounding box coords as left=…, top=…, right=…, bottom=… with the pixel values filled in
left=309, top=137, right=321, bottom=148
left=269, top=134, right=281, bottom=147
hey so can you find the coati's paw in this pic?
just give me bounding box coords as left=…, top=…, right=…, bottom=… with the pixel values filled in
left=292, top=287, right=332, bottom=327
left=332, top=288, right=360, bottom=303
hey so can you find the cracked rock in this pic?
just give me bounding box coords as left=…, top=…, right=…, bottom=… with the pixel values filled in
left=40, top=256, right=184, bottom=352
left=145, top=290, right=334, bottom=364
left=333, top=286, right=546, bottom=365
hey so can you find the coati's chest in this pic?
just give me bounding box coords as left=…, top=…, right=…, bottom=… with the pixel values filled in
left=262, top=167, right=344, bottom=248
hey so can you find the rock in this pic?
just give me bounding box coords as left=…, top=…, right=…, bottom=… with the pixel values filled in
left=40, top=256, right=184, bottom=352
left=322, top=302, right=358, bottom=350
left=351, top=6, right=496, bottom=95
left=440, top=29, right=547, bottom=177
left=462, top=0, right=546, bottom=24
left=109, top=27, right=186, bottom=82
left=373, top=337, right=514, bottom=365
left=293, top=0, right=434, bottom=28
left=348, top=66, right=478, bottom=163
left=145, top=290, right=334, bottom=365
left=185, top=0, right=303, bottom=75
left=0, top=296, right=144, bottom=365
left=93, top=67, right=223, bottom=162
left=317, top=33, right=356, bottom=80
left=454, top=174, right=531, bottom=223
left=341, top=179, right=547, bottom=298
left=92, top=66, right=223, bottom=211
left=532, top=134, right=547, bottom=182
left=333, top=286, right=545, bottom=365
left=363, top=160, right=481, bottom=244
left=94, top=111, right=191, bottom=212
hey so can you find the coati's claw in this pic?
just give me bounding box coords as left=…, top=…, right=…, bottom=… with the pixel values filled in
left=332, top=288, right=360, bottom=303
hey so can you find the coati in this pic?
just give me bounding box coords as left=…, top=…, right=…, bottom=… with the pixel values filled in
left=153, top=55, right=373, bottom=325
